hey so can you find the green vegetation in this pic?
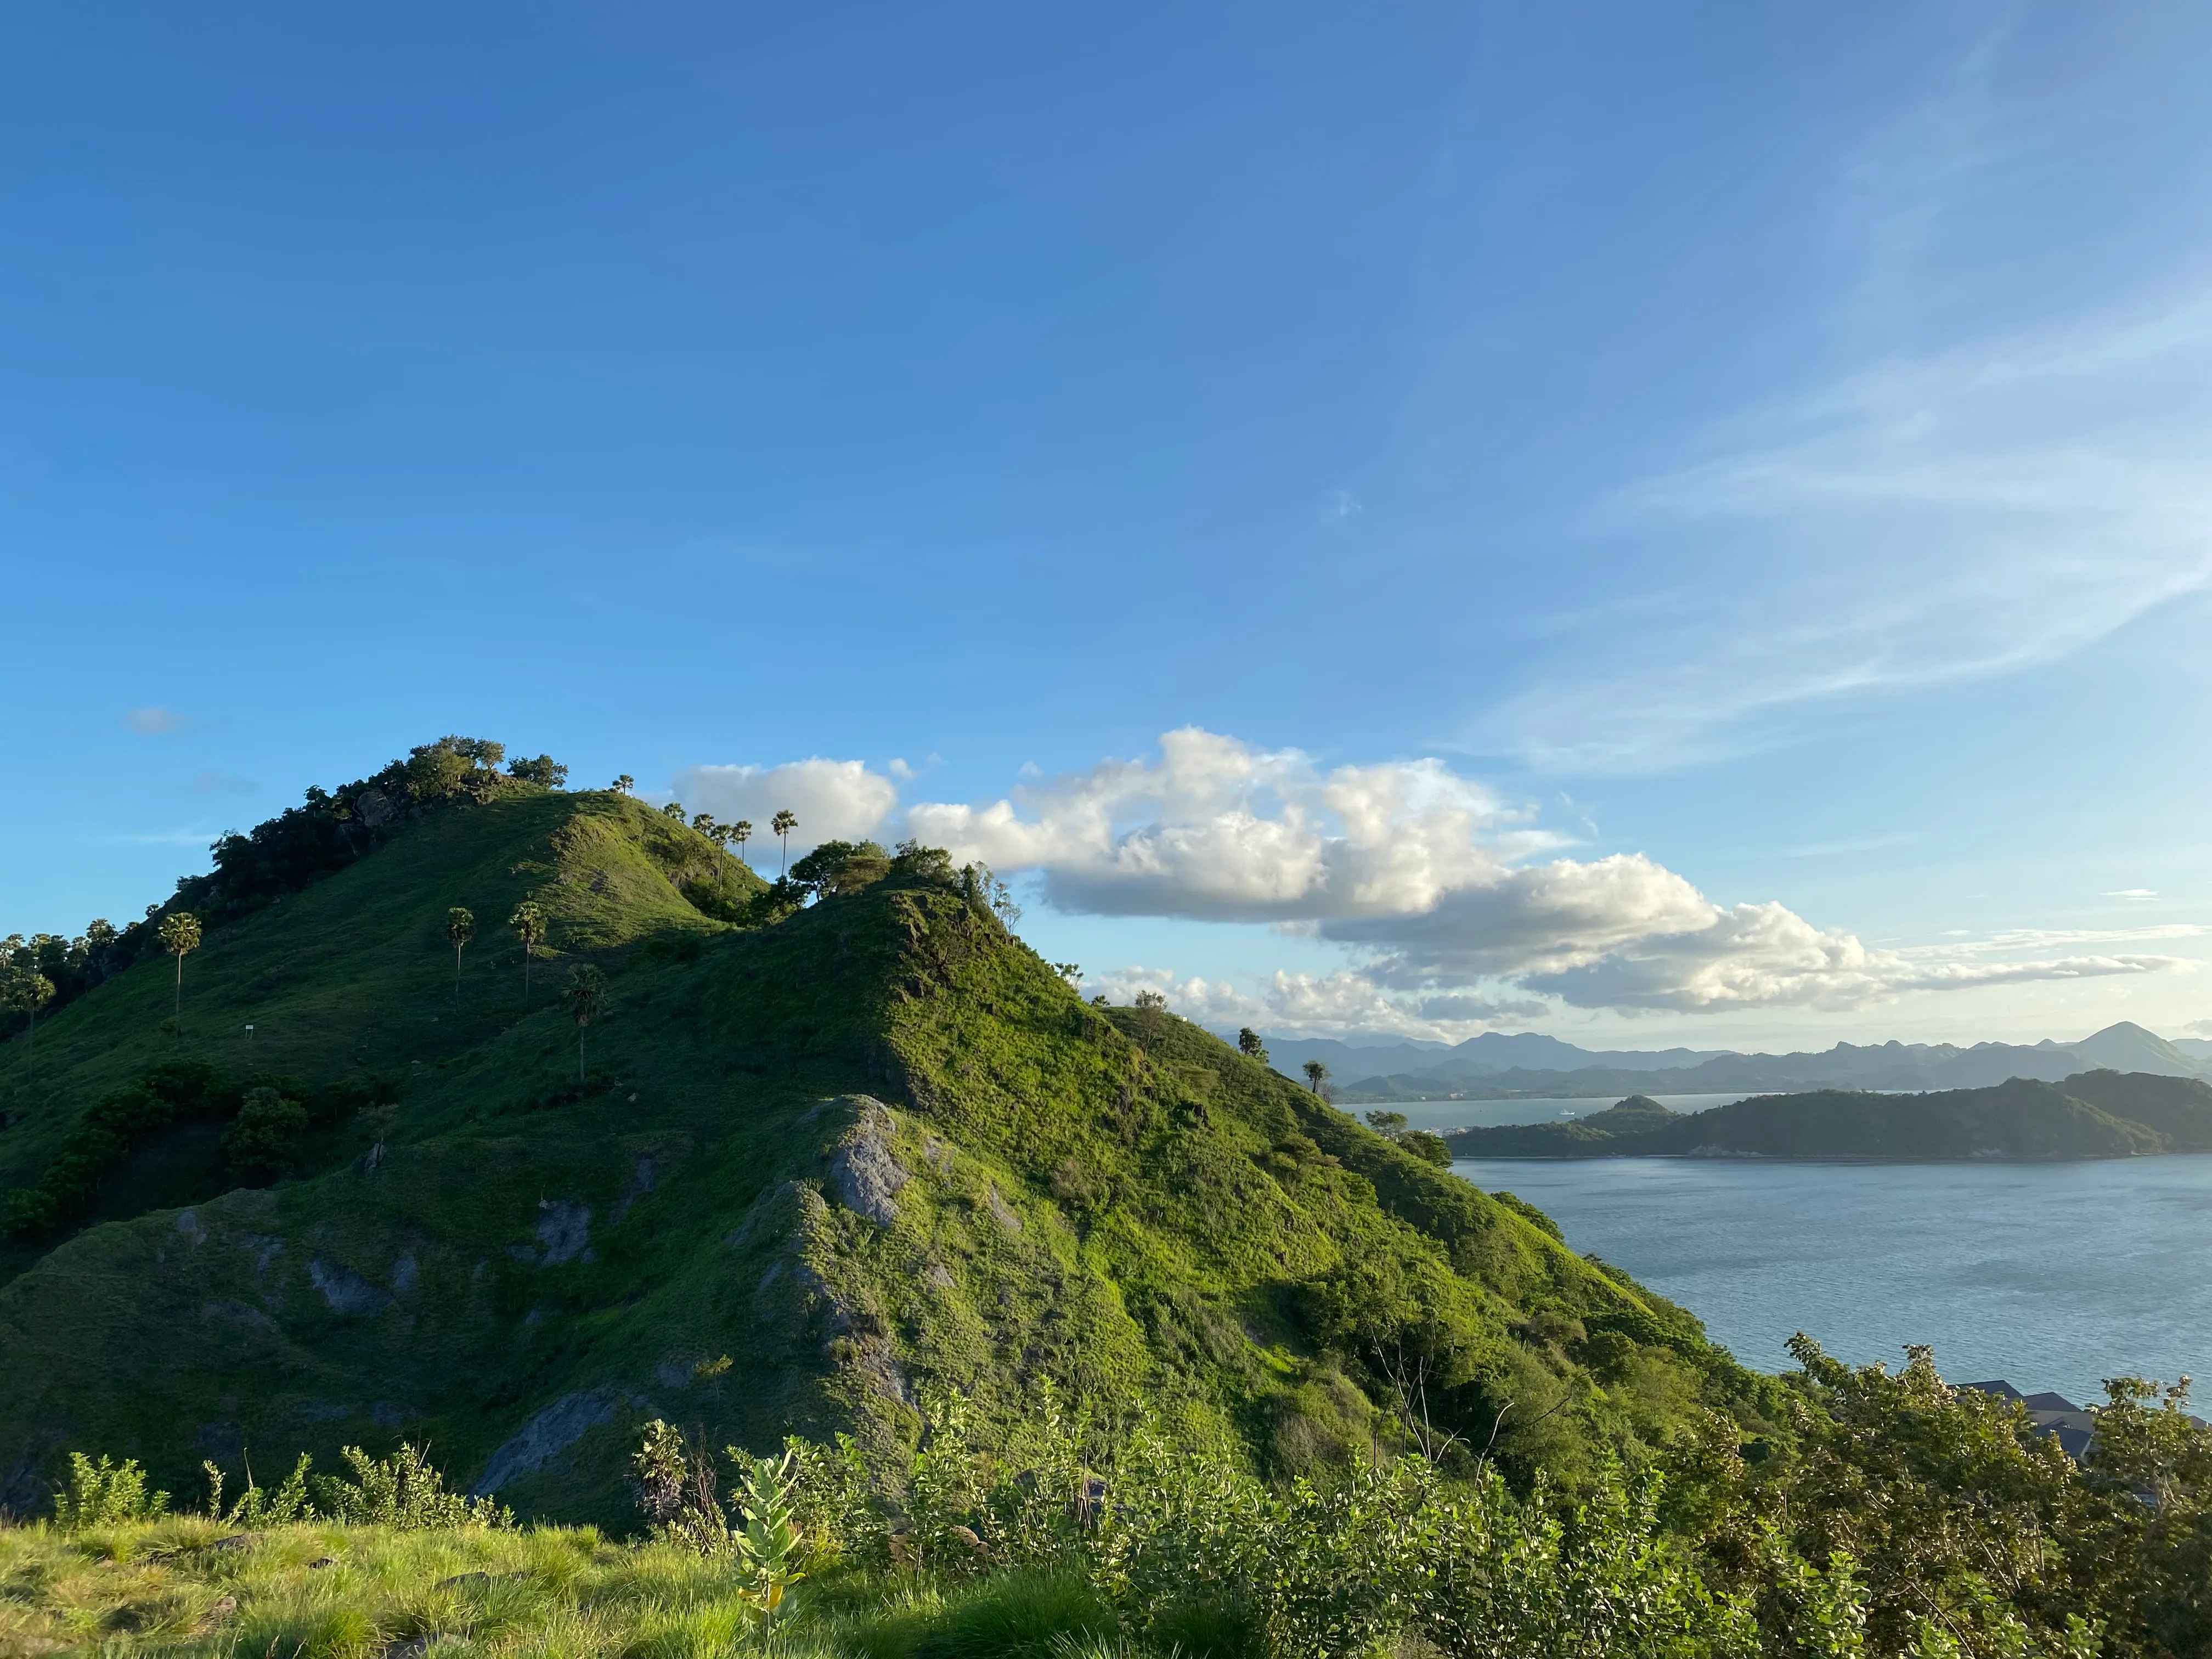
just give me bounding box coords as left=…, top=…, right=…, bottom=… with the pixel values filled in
left=1362, top=1109, right=1453, bottom=1168
left=8, top=733, right=2210, bottom=1654
left=1445, top=1075, right=2212, bottom=1160
left=12, top=1350, right=2212, bottom=1657
left=448, top=906, right=476, bottom=1005
left=0, top=738, right=1759, bottom=1534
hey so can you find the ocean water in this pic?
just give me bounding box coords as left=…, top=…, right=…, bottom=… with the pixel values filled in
left=1450, top=1153, right=2212, bottom=1405
left=1346, top=1093, right=1756, bottom=1134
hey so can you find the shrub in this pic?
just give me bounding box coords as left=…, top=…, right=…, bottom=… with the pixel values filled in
left=1402, top=1129, right=1454, bottom=1167
left=204, top=1451, right=315, bottom=1526
left=312, top=1443, right=511, bottom=1529
left=220, top=1085, right=310, bottom=1183
left=52, top=1452, right=170, bottom=1528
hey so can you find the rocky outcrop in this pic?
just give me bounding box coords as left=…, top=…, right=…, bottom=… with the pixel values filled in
left=825, top=1097, right=909, bottom=1226
left=308, top=1257, right=390, bottom=1317
left=472, top=1389, right=618, bottom=1494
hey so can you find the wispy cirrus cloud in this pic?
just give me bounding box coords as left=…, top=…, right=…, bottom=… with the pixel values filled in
left=1492, top=284, right=2212, bottom=771
left=1483, top=15, right=2212, bottom=775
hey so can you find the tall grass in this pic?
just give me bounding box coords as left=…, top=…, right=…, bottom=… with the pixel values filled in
left=0, top=1520, right=1182, bottom=1659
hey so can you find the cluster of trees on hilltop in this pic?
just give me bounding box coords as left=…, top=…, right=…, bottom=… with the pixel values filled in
left=5, top=741, right=1034, bottom=1050
left=1, top=737, right=569, bottom=1040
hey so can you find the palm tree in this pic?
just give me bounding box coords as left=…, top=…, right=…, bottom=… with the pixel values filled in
left=447, top=907, right=475, bottom=1005
left=771, top=810, right=797, bottom=878
left=562, top=964, right=607, bottom=1084
left=1302, top=1059, right=1330, bottom=1097
left=732, top=820, right=753, bottom=867
left=691, top=813, right=722, bottom=900
left=509, top=901, right=548, bottom=1003
left=704, top=823, right=735, bottom=900
left=5, top=968, right=54, bottom=1053
left=157, top=912, right=202, bottom=1032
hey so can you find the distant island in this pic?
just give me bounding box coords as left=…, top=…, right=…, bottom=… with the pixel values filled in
left=1441, top=1070, right=2212, bottom=1161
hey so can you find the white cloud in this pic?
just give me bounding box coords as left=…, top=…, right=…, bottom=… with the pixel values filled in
left=672, top=758, right=899, bottom=855
left=1916, top=923, right=2204, bottom=953
left=123, top=707, right=188, bottom=735
left=1082, top=965, right=1525, bottom=1042
left=906, top=727, right=1526, bottom=923
left=906, top=729, right=2193, bottom=1022
left=2105, top=889, right=2159, bottom=901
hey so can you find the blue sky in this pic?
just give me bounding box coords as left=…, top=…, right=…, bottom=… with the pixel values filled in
left=5, top=2, right=2209, bottom=1050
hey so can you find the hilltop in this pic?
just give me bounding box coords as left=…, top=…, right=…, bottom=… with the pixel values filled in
left=0, top=741, right=1776, bottom=1523
left=1443, top=1071, right=2212, bottom=1161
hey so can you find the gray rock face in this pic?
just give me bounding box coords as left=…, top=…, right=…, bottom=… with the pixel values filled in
left=308, top=1257, right=391, bottom=1317
left=987, top=1186, right=1023, bottom=1234
left=241, top=1234, right=286, bottom=1273
left=472, top=1388, right=617, bottom=1495
left=534, top=1201, right=594, bottom=1265
left=826, top=1097, right=908, bottom=1226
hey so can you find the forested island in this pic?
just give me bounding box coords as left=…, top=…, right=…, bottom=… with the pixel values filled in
left=1442, top=1071, right=2212, bottom=1160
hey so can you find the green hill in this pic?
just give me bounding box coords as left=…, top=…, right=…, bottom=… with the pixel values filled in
left=0, top=748, right=1775, bottom=1523
left=1445, top=1073, right=2212, bottom=1161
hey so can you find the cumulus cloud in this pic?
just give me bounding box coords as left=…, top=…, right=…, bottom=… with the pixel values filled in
left=1082, top=966, right=1497, bottom=1041
left=672, top=758, right=898, bottom=853
left=908, top=728, right=2196, bottom=1021
left=906, top=727, right=1531, bottom=922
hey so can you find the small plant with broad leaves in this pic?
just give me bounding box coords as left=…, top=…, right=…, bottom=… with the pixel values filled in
left=730, top=1447, right=811, bottom=1638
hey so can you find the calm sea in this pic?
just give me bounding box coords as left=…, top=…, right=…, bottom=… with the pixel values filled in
left=1449, top=1153, right=2212, bottom=1404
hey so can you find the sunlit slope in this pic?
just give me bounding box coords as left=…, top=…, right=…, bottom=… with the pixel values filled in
left=0, top=800, right=1776, bottom=1525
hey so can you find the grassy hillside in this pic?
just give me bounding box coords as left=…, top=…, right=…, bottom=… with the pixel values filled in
left=0, top=778, right=1779, bottom=1526
left=1444, top=1073, right=2212, bottom=1161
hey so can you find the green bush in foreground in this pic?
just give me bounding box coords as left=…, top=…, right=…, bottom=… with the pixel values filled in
left=12, top=1346, right=2212, bottom=1658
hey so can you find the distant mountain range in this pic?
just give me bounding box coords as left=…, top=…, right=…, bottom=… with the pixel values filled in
left=1250, top=1021, right=2212, bottom=1101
